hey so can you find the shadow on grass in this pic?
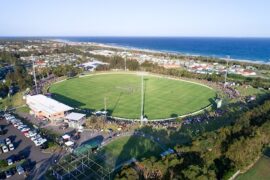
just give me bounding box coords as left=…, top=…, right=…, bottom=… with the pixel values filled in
left=111, top=92, right=123, bottom=113
left=142, top=78, right=149, bottom=116
left=51, top=93, right=86, bottom=107
left=51, top=93, right=96, bottom=116
left=112, top=93, right=270, bottom=178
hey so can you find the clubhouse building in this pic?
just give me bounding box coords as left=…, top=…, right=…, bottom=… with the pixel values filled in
left=65, top=112, right=86, bottom=128
left=26, top=94, right=73, bottom=121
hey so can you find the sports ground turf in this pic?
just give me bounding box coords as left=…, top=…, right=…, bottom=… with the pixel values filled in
left=101, top=136, right=163, bottom=165
left=236, top=156, right=270, bottom=180
left=49, top=72, right=216, bottom=120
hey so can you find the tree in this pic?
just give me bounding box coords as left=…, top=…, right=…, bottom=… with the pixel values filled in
left=0, top=159, right=7, bottom=168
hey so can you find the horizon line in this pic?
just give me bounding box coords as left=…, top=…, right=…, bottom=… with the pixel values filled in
left=1, top=35, right=270, bottom=39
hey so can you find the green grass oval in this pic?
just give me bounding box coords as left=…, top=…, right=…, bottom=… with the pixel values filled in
left=49, top=73, right=216, bottom=120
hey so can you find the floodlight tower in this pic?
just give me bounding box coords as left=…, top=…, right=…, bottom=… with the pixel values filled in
left=31, top=55, right=38, bottom=94
left=124, top=51, right=127, bottom=71
left=224, top=55, right=230, bottom=88
left=103, top=97, right=107, bottom=129
left=104, top=97, right=107, bottom=111
left=140, top=73, right=144, bottom=126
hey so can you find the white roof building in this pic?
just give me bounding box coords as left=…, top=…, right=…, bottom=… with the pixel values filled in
left=26, top=94, right=73, bottom=114
left=26, top=94, right=73, bottom=120
left=65, top=112, right=86, bottom=129
left=65, top=112, right=86, bottom=121
left=81, top=60, right=109, bottom=71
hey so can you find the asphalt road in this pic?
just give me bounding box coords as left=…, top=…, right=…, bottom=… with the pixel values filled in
left=0, top=118, right=52, bottom=180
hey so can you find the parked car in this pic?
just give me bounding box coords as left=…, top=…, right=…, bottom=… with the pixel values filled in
left=2, top=145, right=9, bottom=153
left=17, top=125, right=27, bottom=130
left=34, top=138, right=47, bottom=146
left=0, top=139, right=5, bottom=147
left=5, top=115, right=15, bottom=121
left=5, top=138, right=11, bottom=145
left=31, top=134, right=41, bottom=141
left=16, top=165, right=25, bottom=175
left=5, top=170, right=12, bottom=178
left=13, top=121, right=23, bottom=128
left=27, top=131, right=37, bottom=138
left=8, top=143, right=14, bottom=151
left=7, top=158, right=13, bottom=166
left=23, top=131, right=29, bottom=137
left=20, top=127, right=30, bottom=133
left=34, top=140, right=43, bottom=146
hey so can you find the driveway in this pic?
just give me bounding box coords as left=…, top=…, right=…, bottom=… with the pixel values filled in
left=0, top=118, right=53, bottom=180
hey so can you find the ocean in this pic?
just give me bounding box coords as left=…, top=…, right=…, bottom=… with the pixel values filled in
left=58, top=37, right=270, bottom=63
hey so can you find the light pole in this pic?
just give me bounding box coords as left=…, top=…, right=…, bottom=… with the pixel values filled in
left=140, top=74, right=144, bottom=126
left=103, top=97, right=107, bottom=129
left=224, top=55, right=230, bottom=88
left=32, top=55, right=38, bottom=94
left=124, top=52, right=127, bottom=71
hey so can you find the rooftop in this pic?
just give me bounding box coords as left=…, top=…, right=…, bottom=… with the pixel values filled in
left=65, top=112, right=86, bottom=121
left=26, top=94, right=73, bottom=115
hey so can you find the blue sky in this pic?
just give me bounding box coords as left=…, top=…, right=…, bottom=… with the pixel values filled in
left=0, top=0, right=269, bottom=37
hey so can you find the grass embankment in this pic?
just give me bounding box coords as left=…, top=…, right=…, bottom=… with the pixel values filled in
left=0, top=92, right=26, bottom=110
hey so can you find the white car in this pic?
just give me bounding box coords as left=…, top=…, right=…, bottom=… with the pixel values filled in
left=6, top=116, right=16, bottom=121
left=13, top=122, right=23, bottom=127
left=5, top=115, right=15, bottom=120
left=12, top=119, right=21, bottom=123
left=4, top=113, right=11, bottom=117
left=38, top=137, right=47, bottom=143
left=34, top=140, right=43, bottom=146
left=18, top=125, right=28, bottom=131
left=2, top=145, right=9, bottom=153
left=27, top=131, right=37, bottom=138
left=20, top=128, right=30, bottom=132
left=7, top=117, right=16, bottom=122
left=31, top=135, right=41, bottom=141
left=10, top=119, right=19, bottom=123
left=8, top=143, right=14, bottom=151
left=7, top=158, right=13, bottom=166
left=5, top=138, right=11, bottom=145
left=16, top=165, right=24, bottom=175
left=34, top=137, right=47, bottom=146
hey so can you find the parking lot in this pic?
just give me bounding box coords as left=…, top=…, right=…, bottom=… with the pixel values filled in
left=0, top=116, right=52, bottom=180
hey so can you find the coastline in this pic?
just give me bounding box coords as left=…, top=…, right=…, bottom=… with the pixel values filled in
left=53, top=38, right=270, bottom=65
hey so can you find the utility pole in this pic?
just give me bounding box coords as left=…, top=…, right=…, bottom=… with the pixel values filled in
left=32, top=55, right=38, bottom=94
left=140, top=74, right=144, bottom=126
left=103, top=97, right=107, bottom=129
left=104, top=97, right=107, bottom=114
left=224, top=55, right=230, bottom=88
left=124, top=52, right=127, bottom=71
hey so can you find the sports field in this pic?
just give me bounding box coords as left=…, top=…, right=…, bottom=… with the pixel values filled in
left=49, top=73, right=216, bottom=120
left=102, top=136, right=163, bottom=165
left=236, top=156, right=270, bottom=180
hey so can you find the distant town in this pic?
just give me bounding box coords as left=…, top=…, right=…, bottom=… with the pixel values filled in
left=1, top=39, right=267, bottom=83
